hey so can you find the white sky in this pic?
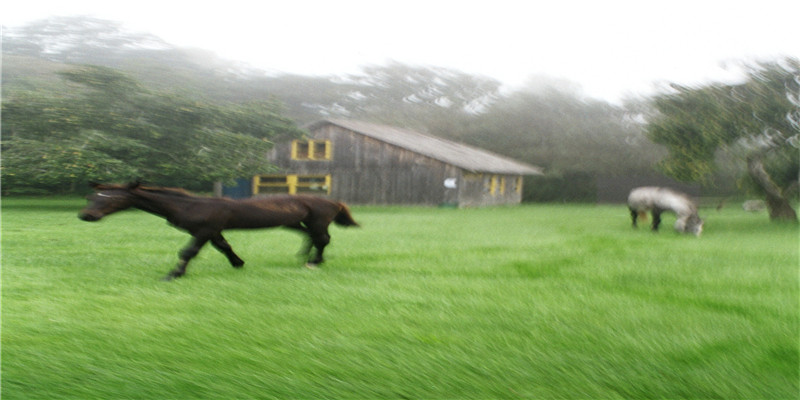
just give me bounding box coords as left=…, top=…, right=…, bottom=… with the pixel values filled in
left=3, top=0, right=799, bottom=102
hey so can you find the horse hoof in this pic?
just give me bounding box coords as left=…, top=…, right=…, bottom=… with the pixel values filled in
left=305, top=263, right=319, bottom=270
left=161, top=275, right=175, bottom=282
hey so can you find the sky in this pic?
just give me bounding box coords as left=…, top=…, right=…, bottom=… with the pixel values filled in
left=3, top=0, right=799, bottom=103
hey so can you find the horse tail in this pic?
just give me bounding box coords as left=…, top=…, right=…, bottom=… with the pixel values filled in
left=638, top=211, right=648, bottom=221
left=334, top=203, right=359, bottom=227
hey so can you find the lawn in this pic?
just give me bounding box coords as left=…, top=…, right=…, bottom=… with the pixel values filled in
left=2, top=197, right=798, bottom=399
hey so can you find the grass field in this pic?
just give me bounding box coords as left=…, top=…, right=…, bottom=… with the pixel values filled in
left=2, top=197, right=798, bottom=399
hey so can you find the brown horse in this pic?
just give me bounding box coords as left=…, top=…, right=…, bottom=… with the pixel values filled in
left=78, top=182, right=359, bottom=280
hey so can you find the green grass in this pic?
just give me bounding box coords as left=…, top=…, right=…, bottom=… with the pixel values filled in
left=2, top=198, right=798, bottom=399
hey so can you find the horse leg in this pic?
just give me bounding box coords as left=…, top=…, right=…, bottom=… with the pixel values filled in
left=211, top=234, right=244, bottom=268
left=651, top=209, right=662, bottom=232
left=285, top=223, right=313, bottom=258
left=306, top=228, right=331, bottom=268
left=299, top=238, right=314, bottom=259
left=164, top=236, right=209, bottom=281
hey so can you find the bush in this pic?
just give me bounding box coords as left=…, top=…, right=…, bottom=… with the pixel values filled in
left=524, top=172, right=596, bottom=202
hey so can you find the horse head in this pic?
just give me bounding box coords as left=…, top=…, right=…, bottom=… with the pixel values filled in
left=78, top=181, right=141, bottom=222
left=678, top=214, right=704, bottom=236
left=686, top=215, right=704, bottom=236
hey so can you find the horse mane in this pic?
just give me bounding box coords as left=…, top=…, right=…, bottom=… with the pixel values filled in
left=138, top=186, right=198, bottom=198
left=92, top=182, right=199, bottom=198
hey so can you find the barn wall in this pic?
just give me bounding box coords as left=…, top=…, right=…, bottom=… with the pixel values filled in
left=324, top=125, right=453, bottom=205
left=267, top=125, right=455, bottom=205
left=265, top=123, right=526, bottom=206
left=457, top=173, right=523, bottom=207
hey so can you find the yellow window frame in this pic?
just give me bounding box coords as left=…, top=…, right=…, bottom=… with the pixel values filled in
left=488, top=175, right=498, bottom=196
left=253, top=174, right=331, bottom=195
left=291, top=140, right=332, bottom=161
left=295, top=175, right=331, bottom=194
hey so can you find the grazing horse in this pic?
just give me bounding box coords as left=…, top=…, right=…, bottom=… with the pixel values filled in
left=628, top=186, right=704, bottom=236
left=79, top=182, right=359, bottom=280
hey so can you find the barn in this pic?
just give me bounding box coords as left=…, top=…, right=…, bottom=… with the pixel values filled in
left=236, top=119, right=542, bottom=207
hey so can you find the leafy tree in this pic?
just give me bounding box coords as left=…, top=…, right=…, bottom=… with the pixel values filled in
left=1, top=65, right=303, bottom=194
left=646, top=58, right=799, bottom=222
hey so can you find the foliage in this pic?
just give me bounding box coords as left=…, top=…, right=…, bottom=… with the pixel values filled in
left=1, top=65, right=303, bottom=193
left=249, top=62, right=506, bottom=128
left=1, top=137, right=140, bottom=194
left=2, top=200, right=798, bottom=398
left=646, top=58, right=799, bottom=220
left=524, top=172, right=597, bottom=203
left=647, top=85, right=727, bottom=182
left=647, top=60, right=799, bottom=183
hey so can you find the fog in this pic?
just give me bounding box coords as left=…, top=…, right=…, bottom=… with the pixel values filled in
left=5, top=0, right=799, bottom=103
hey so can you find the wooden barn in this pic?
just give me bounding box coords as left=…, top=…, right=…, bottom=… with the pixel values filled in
left=238, top=119, right=542, bottom=207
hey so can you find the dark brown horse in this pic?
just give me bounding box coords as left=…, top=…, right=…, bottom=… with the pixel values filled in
left=78, top=182, right=359, bottom=280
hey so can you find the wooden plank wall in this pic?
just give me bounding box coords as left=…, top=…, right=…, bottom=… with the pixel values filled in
left=265, top=124, right=525, bottom=206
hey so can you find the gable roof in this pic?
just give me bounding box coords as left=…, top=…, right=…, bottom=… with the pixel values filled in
left=308, top=119, right=543, bottom=175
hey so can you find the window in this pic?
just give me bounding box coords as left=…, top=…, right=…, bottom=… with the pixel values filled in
left=485, top=175, right=507, bottom=196
left=292, top=140, right=332, bottom=160
left=295, top=175, right=331, bottom=194
left=253, top=175, right=291, bottom=195
left=253, top=174, right=331, bottom=195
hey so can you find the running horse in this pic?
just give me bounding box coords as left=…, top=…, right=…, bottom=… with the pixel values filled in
left=79, top=182, right=359, bottom=280
left=628, top=186, right=704, bottom=236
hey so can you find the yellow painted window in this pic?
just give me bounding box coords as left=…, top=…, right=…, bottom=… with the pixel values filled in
left=291, top=140, right=332, bottom=160
left=489, top=175, right=498, bottom=195
left=253, top=174, right=331, bottom=195
left=295, top=175, right=331, bottom=194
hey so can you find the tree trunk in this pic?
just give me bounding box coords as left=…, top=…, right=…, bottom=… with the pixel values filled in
left=747, top=155, right=798, bottom=222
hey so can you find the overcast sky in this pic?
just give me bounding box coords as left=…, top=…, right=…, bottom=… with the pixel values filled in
left=4, top=0, right=799, bottom=102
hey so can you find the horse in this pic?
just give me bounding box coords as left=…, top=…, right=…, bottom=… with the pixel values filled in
left=627, top=186, right=704, bottom=236
left=78, top=182, right=359, bottom=280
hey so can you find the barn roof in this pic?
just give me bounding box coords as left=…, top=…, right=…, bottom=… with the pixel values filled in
left=308, top=119, right=543, bottom=175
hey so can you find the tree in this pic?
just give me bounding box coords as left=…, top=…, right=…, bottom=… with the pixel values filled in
left=646, top=58, right=799, bottom=222
left=1, top=65, right=303, bottom=194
